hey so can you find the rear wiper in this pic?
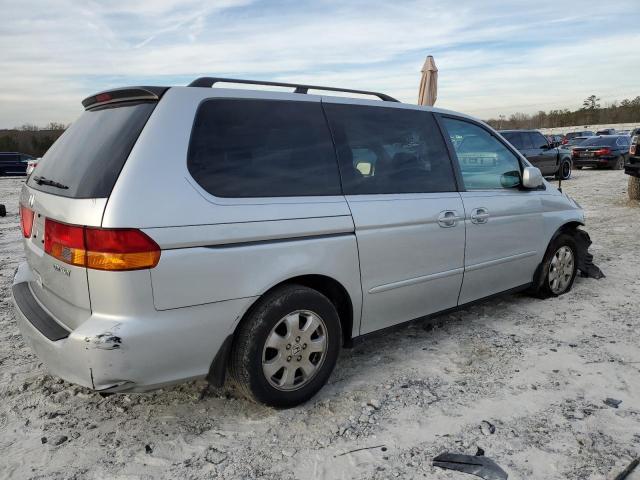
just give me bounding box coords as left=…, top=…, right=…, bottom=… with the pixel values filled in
left=33, top=176, right=69, bottom=190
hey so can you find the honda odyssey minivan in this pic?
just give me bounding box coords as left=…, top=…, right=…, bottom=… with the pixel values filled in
left=13, top=78, right=587, bottom=407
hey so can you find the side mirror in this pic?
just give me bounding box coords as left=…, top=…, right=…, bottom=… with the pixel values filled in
left=500, top=170, right=522, bottom=188
left=522, top=166, right=543, bottom=188
left=541, top=144, right=551, bottom=150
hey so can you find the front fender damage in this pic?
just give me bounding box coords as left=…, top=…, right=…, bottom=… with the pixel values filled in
left=573, top=229, right=605, bottom=279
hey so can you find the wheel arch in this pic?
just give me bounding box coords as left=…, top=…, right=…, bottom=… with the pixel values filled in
left=531, top=220, right=584, bottom=292
left=206, top=274, right=355, bottom=388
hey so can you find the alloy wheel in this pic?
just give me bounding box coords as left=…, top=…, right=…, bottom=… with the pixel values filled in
left=262, top=310, right=328, bottom=391
left=548, top=246, right=575, bottom=294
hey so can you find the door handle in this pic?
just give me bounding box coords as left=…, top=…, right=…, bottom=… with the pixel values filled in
left=471, top=207, right=490, bottom=224
left=437, top=210, right=462, bottom=228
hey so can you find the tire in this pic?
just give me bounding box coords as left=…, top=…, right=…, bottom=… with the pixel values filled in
left=555, top=159, right=572, bottom=180
left=612, top=156, right=625, bottom=170
left=629, top=175, right=640, bottom=200
left=229, top=284, right=341, bottom=408
left=530, top=233, right=578, bottom=299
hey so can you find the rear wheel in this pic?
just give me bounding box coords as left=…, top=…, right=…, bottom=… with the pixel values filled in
left=612, top=156, right=625, bottom=170
left=229, top=285, right=341, bottom=408
left=530, top=233, right=578, bottom=298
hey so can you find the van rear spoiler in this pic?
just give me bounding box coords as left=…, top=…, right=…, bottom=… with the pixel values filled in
left=82, top=87, right=168, bottom=110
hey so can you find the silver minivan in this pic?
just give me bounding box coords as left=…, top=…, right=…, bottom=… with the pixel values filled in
left=12, top=78, right=587, bottom=407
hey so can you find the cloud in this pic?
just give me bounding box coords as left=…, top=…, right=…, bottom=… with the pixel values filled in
left=0, top=0, right=639, bottom=126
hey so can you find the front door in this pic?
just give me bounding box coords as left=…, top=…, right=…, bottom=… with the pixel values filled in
left=439, top=116, right=545, bottom=304
left=323, top=100, right=466, bottom=334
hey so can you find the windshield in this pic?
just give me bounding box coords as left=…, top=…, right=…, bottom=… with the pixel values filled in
left=27, top=102, right=156, bottom=198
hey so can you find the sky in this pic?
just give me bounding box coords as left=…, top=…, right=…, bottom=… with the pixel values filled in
left=1, top=0, right=639, bottom=128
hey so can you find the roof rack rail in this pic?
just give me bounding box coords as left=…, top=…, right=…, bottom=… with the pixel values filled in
left=187, top=77, right=400, bottom=102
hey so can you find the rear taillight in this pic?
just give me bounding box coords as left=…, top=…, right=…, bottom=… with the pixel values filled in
left=85, top=228, right=160, bottom=271
left=19, top=205, right=34, bottom=238
left=571, top=149, right=579, bottom=157
left=44, top=220, right=86, bottom=266
left=562, top=138, right=568, bottom=145
left=631, top=145, right=636, bottom=155
left=595, top=148, right=611, bottom=156
left=44, top=219, right=160, bottom=271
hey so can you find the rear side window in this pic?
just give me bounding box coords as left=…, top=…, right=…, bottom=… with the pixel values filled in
left=187, top=99, right=341, bottom=198
left=323, top=104, right=456, bottom=194
left=27, top=102, right=156, bottom=198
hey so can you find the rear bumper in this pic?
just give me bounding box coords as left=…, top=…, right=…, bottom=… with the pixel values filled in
left=573, top=157, right=613, bottom=167
left=12, top=261, right=255, bottom=392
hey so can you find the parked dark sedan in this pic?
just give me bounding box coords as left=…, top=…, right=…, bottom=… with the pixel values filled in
left=559, top=135, right=591, bottom=153
left=562, top=130, right=594, bottom=145
left=0, top=152, right=35, bottom=175
left=499, top=129, right=572, bottom=179
left=571, top=135, right=630, bottom=169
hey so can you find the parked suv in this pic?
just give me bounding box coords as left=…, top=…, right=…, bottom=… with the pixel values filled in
left=499, top=129, right=572, bottom=180
left=12, top=78, right=587, bottom=407
left=624, top=134, right=640, bottom=177
left=562, top=131, right=594, bottom=145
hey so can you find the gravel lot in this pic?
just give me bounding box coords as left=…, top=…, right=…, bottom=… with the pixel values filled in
left=1, top=170, right=639, bottom=480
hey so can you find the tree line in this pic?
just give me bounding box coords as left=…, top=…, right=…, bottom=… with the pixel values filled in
left=0, top=123, right=67, bottom=157
left=486, top=95, right=640, bottom=130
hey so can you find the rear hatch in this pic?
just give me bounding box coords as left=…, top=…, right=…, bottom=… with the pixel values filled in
left=19, top=88, right=164, bottom=330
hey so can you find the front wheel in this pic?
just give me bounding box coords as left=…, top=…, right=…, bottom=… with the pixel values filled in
left=530, top=233, right=578, bottom=298
left=229, top=285, right=341, bottom=408
left=556, top=159, right=572, bottom=180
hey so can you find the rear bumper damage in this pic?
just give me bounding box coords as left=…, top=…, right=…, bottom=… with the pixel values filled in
left=11, top=261, right=254, bottom=392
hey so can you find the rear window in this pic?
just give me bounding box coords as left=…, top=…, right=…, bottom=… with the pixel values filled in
left=187, top=99, right=341, bottom=198
left=581, top=136, right=617, bottom=146
left=567, top=131, right=593, bottom=140
left=27, top=102, right=156, bottom=198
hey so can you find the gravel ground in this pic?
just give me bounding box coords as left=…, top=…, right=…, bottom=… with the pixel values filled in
left=1, top=170, right=639, bottom=480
